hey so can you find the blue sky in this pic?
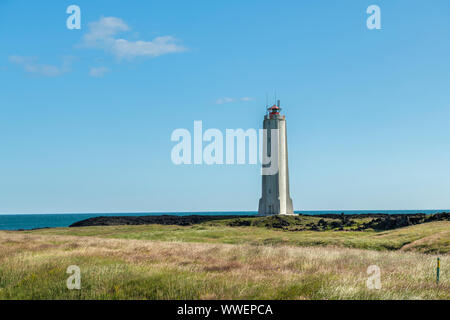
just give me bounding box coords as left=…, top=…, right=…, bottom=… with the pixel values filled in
left=1, top=1, right=449, bottom=213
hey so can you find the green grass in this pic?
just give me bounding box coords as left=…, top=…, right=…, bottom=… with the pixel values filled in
left=21, top=220, right=450, bottom=253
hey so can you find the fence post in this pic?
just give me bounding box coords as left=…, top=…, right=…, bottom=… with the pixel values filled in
left=436, top=257, right=440, bottom=285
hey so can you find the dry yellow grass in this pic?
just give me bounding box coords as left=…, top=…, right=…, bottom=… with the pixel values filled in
left=0, top=231, right=447, bottom=299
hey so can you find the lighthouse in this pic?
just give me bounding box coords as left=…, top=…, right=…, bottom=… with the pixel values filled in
left=258, top=100, right=294, bottom=216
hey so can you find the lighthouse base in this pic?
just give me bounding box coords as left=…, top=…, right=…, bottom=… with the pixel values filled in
left=257, top=197, right=294, bottom=216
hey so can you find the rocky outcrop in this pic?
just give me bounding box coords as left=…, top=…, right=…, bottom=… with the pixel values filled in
left=69, top=212, right=449, bottom=232
left=70, top=215, right=252, bottom=227
left=360, top=212, right=449, bottom=231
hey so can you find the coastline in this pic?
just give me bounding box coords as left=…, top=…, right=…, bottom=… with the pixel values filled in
left=1, top=210, right=449, bottom=231
left=68, top=212, right=450, bottom=232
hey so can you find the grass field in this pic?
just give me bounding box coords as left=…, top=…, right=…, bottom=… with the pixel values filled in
left=20, top=219, right=450, bottom=253
left=0, top=221, right=448, bottom=299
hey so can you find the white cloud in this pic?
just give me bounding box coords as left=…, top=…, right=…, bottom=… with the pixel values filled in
left=216, top=97, right=255, bottom=104
left=112, top=36, right=186, bottom=59
left=89, top=66, right=109, bottom=77
left=83, top=17, right=129, bottom=45
left=82, top=17, right=186, bottom=60
left=9, top=55, right=74, bottom=77
left=216, top=97, right=235, bottom=104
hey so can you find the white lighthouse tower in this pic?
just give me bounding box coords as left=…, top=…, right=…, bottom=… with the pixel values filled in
left=258, top=100, right=294, bottom=216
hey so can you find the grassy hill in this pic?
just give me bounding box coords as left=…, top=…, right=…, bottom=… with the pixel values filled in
left=0, top=221, right=448, bottom=299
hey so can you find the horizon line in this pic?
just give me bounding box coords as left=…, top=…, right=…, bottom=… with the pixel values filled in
left=0, top=209, right=449, bottom=215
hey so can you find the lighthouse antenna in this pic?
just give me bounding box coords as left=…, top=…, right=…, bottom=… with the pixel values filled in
left=265, top=92, right=268, bottom=108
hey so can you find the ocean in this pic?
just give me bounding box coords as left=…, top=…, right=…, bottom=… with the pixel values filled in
left=0, top=210, right=447, bottom=230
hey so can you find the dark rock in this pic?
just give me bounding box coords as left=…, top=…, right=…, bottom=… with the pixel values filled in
left=69, top=212, right=450, bottom=232
left=227, top=219, right=251, bottom=227
left=70, top=215, right=254, bottom=227
left=264, top=215, right=291, bottom=229
left=330, top=221, right=343, bottom=229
